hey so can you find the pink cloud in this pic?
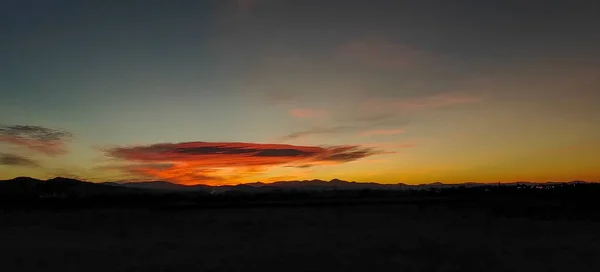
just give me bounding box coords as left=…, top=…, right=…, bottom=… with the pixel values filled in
left=337, top=38, right=433, bottom=69
left=0, top=125, right=73, bottom=156
left=289, top=108, right=327, bottom=118
left=237, top=0, right=255, bottom=13
left=360, top=129, right=406, bottom=136
left=0, top=137, right=68, bottom=156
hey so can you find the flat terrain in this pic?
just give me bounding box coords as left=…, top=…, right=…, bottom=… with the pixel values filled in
left=1, top=204, right=599, bottom=272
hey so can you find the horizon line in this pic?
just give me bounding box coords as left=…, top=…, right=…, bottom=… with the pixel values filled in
left=3, top=176, right=597, bottom=187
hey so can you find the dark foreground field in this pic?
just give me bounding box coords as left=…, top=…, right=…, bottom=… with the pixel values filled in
left=1, top=203, right=599, bottom=272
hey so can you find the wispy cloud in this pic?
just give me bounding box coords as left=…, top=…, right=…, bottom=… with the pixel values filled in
left=281, top=126, right=355, bottom=141
left=337, top=38, right=434, bottom=69
left=0, top=153, right=40, bottom=168
left=281, top=112, right=410, bottom=141
left=0, top=125, right=73, bottom=156
left=265, top=91, right=295, bottom=105
left=364, top=93, right=482, bottom=112
left=289, top=108, right=327, bottom=118
left=280, top=93, right=477, bottom=141
left=351, top=113, right=395, bottom=123
left=360, top=129, right=406, bottom=136
left=237, top=0, right=256, bottom=14
left=104, top=141, right=383, bottom=185
left=360, top=142, right=417, bottom=150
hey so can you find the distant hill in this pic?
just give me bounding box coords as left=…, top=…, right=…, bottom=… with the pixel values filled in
left=229, top=179, right=496, bottom=191
left=0, top=177, right=143, bottom=197
left=233, top=179, right=408, bottom=190
left=108, top=181, right=207, bottom=191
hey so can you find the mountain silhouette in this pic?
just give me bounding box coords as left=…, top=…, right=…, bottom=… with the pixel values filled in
left=115, top=181, right=189, bottom=190
left=0, top=177, right=593, bottom=197
left=0, top=177, right=140, bottom=197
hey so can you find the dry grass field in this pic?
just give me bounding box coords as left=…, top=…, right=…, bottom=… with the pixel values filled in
left=1, top=204, right=599, bottom=272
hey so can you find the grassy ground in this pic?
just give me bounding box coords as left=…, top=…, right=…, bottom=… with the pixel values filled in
left=1, top=204, right=599, bottom=272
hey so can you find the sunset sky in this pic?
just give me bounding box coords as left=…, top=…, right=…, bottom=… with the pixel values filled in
left=1, top=0, right=599, bottom=185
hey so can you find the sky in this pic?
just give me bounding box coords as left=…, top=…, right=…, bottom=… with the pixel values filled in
left=1, top=0, right=599, bottom=185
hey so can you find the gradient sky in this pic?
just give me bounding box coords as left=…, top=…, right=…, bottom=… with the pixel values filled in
left=1, top=0, right=599, bottom=185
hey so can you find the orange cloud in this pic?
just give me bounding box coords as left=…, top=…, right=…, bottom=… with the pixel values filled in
left=0, top=125, right=73, bottom=156
left=265, top=175, right=303, bottom=182
left=105, top=142, right=383, bottom=185
left=361, top=142, right=417, bottom=150
left=360, top=129, right=406, bottom=136
left=120, top=163, right=226, bottom=185
left=289, top=108, right=326, bottom=118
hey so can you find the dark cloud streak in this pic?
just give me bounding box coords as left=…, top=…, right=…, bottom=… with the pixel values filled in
left=0, top=125, right=73, bottom=156
left=0, top=125, right=72, bottom=141
left=281, top=126, right=356, bottom=141
left=0, top=153, right=40, bottom=168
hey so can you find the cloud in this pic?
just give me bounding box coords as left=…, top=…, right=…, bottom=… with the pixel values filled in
left=281, top=126, right=355, bottom=141
left=360, top=129, right=406, bottom=136
left=313, top=146, right=382, bottom=162
left=280, top=115, right=410, bottom=141
left=104, top=141, right=382, bottom=185
left=361, top=142, right=417, bottom=150
left=281, top=114, right=411, bottom=141
left=0, top=153, right=40, bottom=168
left=0, top=125, right=73, bottom=156
left=124, top=164, right=225, bottom=184
left=363, top=93, right=482, bottom=112
left=265, top=91, right=295, bottom=105
left=285, top=164, right=315, bottom=169
left=289, top=108, right=327, bottom=118
left=280, top=93, right=475, bottom=141
left=352, top=113, right=394, bottom=123
left=337, top=38, right=434, bottom=69
left=237, top=0, right=255, bottom=14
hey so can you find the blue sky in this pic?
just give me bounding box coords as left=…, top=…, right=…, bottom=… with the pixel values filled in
left=2, top=0, right=599, bottom=184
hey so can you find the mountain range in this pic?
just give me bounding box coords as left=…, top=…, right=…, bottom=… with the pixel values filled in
left=0, top=176, right=589, bottom=197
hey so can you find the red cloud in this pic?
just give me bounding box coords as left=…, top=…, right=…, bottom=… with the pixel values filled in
left=0, top=125, right=73, bottom=156
left=105, top=142, right=382, bottom=185
left=289, top=108, right=326, bottom=118
left=360, top=129, right=406, bottom=136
